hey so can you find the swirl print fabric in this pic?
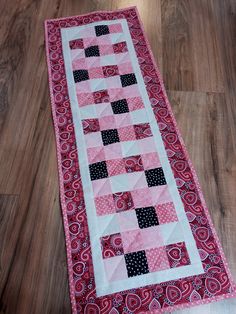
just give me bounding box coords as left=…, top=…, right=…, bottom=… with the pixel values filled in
left=44, top=6, right=236, bottom=313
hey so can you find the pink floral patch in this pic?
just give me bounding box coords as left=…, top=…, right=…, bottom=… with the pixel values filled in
left=69, top=39, right=84, bottom=49
left=113, top=191, right=134, bottom=212
left=166, top=242, right=191, bottom=268
left=155, top=202, right=178, bottom=224
left=113, top=41, right=128, bottom=54
left=146, top=247, right=170, bottom=272
left=102, top=65, right=119, bottom=77
left=134, top=123, right=152, bottom=139
left=82, top=118, right=100, bottom=134
left=100, top=233, right=124, bottom=259
left=124, top=155, right=144, bottom=173
left=106, top=159, right=126, bottom=176
left=95, top=194, right=116, bottom=216
left=93, top=89, right=110, bottom=104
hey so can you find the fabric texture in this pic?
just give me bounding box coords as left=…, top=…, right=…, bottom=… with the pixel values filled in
left=45, top=6, right=236, bottom=313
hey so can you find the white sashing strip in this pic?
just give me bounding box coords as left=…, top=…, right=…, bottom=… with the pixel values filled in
left=61, top=18, right=203, bottom=297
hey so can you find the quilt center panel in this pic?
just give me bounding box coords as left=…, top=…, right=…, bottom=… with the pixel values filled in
left=61, top=19, right=203, bottom=296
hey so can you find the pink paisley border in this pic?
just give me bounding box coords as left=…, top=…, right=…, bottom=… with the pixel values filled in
left=44, top=6, right=236, bottom=314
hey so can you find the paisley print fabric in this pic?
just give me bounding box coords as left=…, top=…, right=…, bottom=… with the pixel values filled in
left=45, top=6, right=236, bottom=314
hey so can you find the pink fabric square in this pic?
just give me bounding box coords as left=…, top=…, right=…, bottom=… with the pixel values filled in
left=75, top=80, right=91, bottom=93
left=115, top=113, right=132, bottom=128
left=77, top=92, right=94, bottom=107
left=118, top=62, right=133, bottom=75
left=113, top=41, right=128, bottom=54
left=86, top=56, right=100, bottom=69
left=93, top=89, right=109, bottom=104
left=99, top=115, right=115, bottom=130
left=146, top=247, right=170, bottom=272
left=121, top=229, right=143, bottom=253
left=128, top=172, right=147, bottom=190
left=115, top=52, right=130, bottom=64
left=97, top=34, right=111, bottom=45
left=155, top=202, right=178, bottom=224
left=123, top=85, right=140, bottom=98
left=150, top=185, right=172, bottom=205
left=118, top=126, right=136, bottom=142
left=96, top=103, right=113, bottom=117
left=127, top=97, right=144, bottom=111
left=138, top=137, right=156, bottom=154
left=131, top=188, right=153, bottom=208
left=106, top=159, right=126, bottom=176
left=106, top=76, right=122, bottom=89
left=92, top=178, right=112, bottom=196
left=99, top=44, right=114, bottom=56
left=108, top=88, right=124, bottom=102
left=118, top=211, right=139, bottom=231
left=87, top=147, right=105, bottom=163
left=142, top=152, right=161, bottom=170
left=95, top=194, right=116, bottom=216
left=85, top=132, right=102, bottom=148
left=141, top=226, right=163, bottom=250
left=70, top=49, right=85, bottom=60
left=109, top=23, right=123, bottom=33
left=166, top=242, right=190, bottom=268
left=72, top=58, right=87, bottom=70
left=83, top=37, right=98, bottom=48
left=104, top=142, right=122, bottom=159
left=104, top=256, right=128, bottom=281
left=79, top=27, right=95, bottom=37
left=88, top=67, right=104, bottom=79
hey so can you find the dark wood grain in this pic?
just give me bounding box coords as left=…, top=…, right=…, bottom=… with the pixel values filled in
left=0, top=0, right=235, bottom=313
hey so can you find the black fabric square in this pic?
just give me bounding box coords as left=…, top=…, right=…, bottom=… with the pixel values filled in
left=101, top=129, right=120, bottom=146
left=73, top=69, right=89, bottom=83
left=89, top=161, right=108, bottom=181
left=135, top=207, right=159, bottom=229
left=85, top=45, right=100, bottom=57
left=145, top=167, right=167, bottom=187
left=125, top=251, right=149, bottom=277
left=111, top=99, right=129, bottom=114
left=95, top=25, right=110, bottom=36
left=120, top=73, right=137, bottom=87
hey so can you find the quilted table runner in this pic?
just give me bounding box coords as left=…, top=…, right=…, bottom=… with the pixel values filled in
left=45, top=6, right=236, bottom=313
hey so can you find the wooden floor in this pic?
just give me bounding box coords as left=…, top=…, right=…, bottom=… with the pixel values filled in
left=0, top=0, right=235, bottom=313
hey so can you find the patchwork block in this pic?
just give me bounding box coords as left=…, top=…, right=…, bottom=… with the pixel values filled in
left=145, top=168, right=167, bottom=187
left=69, top=39, right=84, bottom=49
left=104, top=256, right=128, bottom=281
left=95, top=194, right=116, bottom=216
left=142, top=152, right=161, bottom=170
left=118, top=62, right=133, bottom=75
left=108, top=88, right=124, bottom=102
left=124, top=250, right=149, bottom=277
left=104, top=142, right=123, bottom=160
left=100, top=233, right=124, bottom=258
left=106, top=159, right=126, bottom=176
left=146, top=247, right=170, bottom=272
left=85, top=132, right=102, bottom=148
left=127, top=97, right=144, bottom=111
left=101, top=129, right=120, bottom=146
left=89, top=161, right=108, bottom=180
left=120, top=73, right=137, bottom=87
left=102, top=65, right=119, bottom=77
left=113, top=191, right=134, bottom=212
left=121, top=229, right=143, bottom=253
left=73, top=69, right=89, bottom=82
left=118, top=126, right=136, bottom=142
left=117, top=210, right=139, bottom=231
left=134, top=123, right=152, bottom=139
left=77, top=92, right=94, bottom=106
left=155, top=202, right=178, bottom=224
left=111, top=99, right=129, bottom=114
left=166, top=242, right=191, bottom=268
left=108, top=23, right=123, bottom=33
left=135, top=206, right=159, bottom=229
left=82, top=118, right=100, bottom=134
left=93, top=89, right=110, bottom=103
left=92, top=178, right=112, bottom=196
left=85, top=45, right=100, bottom=57
left=95, top=25, right=110, bottom=36
left=124, top=155, right=144, bottom=173
left=88, top=67, right=104, bottom=79
left=99, top=115, right=116, bottom=131
left=114, top=113, right=132, bottom=128
left=131, top=188, right=152, bottom=208
left=87, top=146, right=105, bottom=164
left=113, top=41, right=128, bottom=54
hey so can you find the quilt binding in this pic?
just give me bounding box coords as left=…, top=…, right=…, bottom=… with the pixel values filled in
left=44, top=6, right=236, bottom=314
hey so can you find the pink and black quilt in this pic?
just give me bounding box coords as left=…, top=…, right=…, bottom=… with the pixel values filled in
left=44, top=6, right=236, bottom=313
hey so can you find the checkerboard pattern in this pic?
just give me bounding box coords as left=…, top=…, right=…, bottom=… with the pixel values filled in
left=70, top=22, right=183, bottom=283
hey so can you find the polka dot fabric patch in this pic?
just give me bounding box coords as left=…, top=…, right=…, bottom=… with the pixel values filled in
left=45, top=7, right=236, bottom=313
